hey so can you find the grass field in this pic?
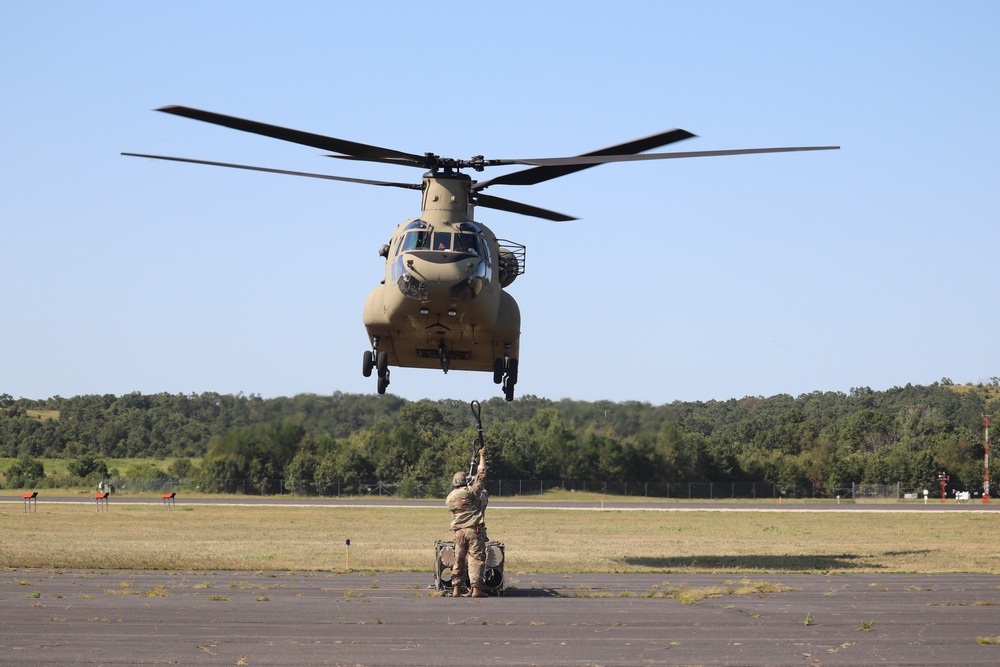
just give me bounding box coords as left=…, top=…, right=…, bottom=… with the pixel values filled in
left=0, top=457, right=196, bottom=477
left=2, top=501, right=996, bottom=574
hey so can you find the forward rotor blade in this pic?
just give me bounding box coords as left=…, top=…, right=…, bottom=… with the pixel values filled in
left=325, top=154, right=421, bottom=167
left=474, top=128, right=696, bottom=190
left=122, top=153, right=421, bottom=189
left=474, top=193, right=576, bottom=222
left=506, top=145, right=841, bottom=167
left=156, top=105, right=430, bottom=166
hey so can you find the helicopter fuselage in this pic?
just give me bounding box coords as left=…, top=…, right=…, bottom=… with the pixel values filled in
left=362, top=172, right=521, bottom=393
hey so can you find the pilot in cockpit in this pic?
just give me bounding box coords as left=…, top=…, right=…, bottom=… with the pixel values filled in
left=453, top=234, right=477, bottom=254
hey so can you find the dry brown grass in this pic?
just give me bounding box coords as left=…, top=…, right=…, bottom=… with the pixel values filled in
left=947, top=383, right=1000, bottom=401
left=1, top=503, right=996, bottom=574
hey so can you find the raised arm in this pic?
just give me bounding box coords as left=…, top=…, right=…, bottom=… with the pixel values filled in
left=476, top=446, right=488, bottom=482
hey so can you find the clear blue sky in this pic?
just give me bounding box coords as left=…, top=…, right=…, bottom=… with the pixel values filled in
left=2, top=1, right=997, bottom=404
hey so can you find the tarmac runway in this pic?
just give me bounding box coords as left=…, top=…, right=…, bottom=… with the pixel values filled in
left=3, top=569, right=1000, bottom=666
left=4, top=497, right=1000, bottom=664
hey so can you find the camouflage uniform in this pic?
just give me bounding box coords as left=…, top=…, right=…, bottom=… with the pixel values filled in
left=445, top=463, right=487, bottom=596
left=478, top=487, right=489, bottom=541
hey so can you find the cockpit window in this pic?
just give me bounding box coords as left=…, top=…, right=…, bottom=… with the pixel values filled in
left=433, top=232, right=452, bottom=251
left=402, top=230, right=432, bottom=251
left=453, top=233, right=480, bottom=254
left=397, top=220, right=481, bottom=255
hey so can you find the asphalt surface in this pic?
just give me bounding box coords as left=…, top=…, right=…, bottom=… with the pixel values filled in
left=4, top=497, right=1000, bottom=665
left=3, top=569, right=1000, bottom=665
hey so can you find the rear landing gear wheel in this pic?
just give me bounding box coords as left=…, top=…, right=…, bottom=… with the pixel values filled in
left=375, top=351, right=390, bottom=393
left=506, top=358, right=518, bottom=385
left=500, top=357, right=518, bottom=401
left=362, top=350, right=373, bottom=377
left=493, top=358, right=504, bottom=384
left=503, top=377, right=515, bottom=402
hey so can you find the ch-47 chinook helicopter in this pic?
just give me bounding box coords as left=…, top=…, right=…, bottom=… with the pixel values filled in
left=124, top=106, right=838, bottom=400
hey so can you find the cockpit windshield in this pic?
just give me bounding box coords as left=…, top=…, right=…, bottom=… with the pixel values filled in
left=453, top=233, right=480, bottom=254
left=396, top=220, right=482, bottom=255
left=401, top=230, right=432, bottom=251
left=433, top=232, right=451, bottom=251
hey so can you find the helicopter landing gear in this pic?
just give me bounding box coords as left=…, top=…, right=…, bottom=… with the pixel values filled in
left=502, top=359, right=518, bottom=401
left=363, top=338, right=390, bottom=394
left=494, top=346, right=518, bottom=401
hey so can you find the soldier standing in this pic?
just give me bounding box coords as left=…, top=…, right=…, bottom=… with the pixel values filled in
left=445, top=445, right=488, bottom=597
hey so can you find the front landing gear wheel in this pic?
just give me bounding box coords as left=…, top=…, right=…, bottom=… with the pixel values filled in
left=366, top=338, right=390, bottom=395
left=492, top=358, right=504, bottom=384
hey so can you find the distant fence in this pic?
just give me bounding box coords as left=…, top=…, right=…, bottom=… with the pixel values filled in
left=101, top=477, right=818, bottom=499
left=487, top=480, right=812, bottom=499
left=10, top=476, right=968, bottom=500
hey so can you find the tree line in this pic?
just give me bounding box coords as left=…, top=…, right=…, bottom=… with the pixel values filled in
left=1, top=379, right=997, bottom=496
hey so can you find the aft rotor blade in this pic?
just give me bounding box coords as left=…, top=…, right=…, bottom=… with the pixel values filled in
left=506, top=145, right=841, bottom=167
left=475, top=193, right=577, bottom=222
left=156, top=106, right=430, bottom=166
left=474, top=128, right=696, bottom=190
left=122, top=153, right=421, bottom=189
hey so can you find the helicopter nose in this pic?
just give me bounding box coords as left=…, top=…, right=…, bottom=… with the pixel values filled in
left=405, top=253, right=482, bottom=285
left=395, top=252, right=486, bottom=302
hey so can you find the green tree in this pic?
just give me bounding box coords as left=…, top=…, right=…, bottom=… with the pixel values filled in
left=837, top=409, right=899, bottom=454
left=397, top=474, right=423, bottom=498
left=122, top=461, right=169, bottom=480
left=167, top=458, right=195, bottom=480
left=314, top=437, right=375, bottom=495
left=199, top=454, right=245, bottom=493
left=200, top=419, right=305, bottom=495
left=4, top=454, right=45, bottom=488
left=285, top=451, right=318, bottom=495
left=526, top=409, right=575, bottom=479
left=67, top=453, right=108, bottom=483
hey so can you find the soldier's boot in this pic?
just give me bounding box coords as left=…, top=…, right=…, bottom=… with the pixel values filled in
left=452, top=584, right=462, bottom=598
left=471, top=586, right=486, bottom=598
